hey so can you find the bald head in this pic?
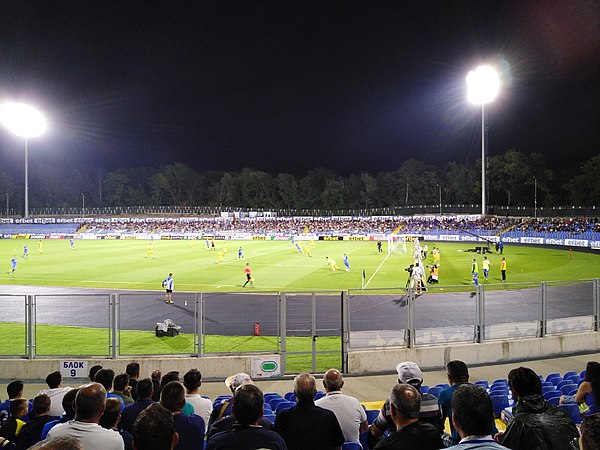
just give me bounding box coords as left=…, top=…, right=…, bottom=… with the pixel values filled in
left=75, top=382, right=107, bottom=421
left=294, top=372, right=317, bottom=403
left=323, top=368, right=343, bottom=392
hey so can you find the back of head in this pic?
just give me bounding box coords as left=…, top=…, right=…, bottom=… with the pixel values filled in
left=94, top=368, right=115, bottom=391
left=160, top=381, right=185, bottom=413
left=99, top=397, right=122, bottom=429
left=33, top=394, right=51, bottom=417
left=451, top=385, right=494, bottom=437
left=62, top=388, right=79, bottom=416
left=7, top=380, right=24, bottom=399
left=446, top=360, right=469, bottom=383
left=585, top=361, right=600, bottom=397
left=294, top=372, right=317, bottom=403
left=390, top=384, right=421, bottom=420
left=126, top=362, right=140, bottom=379
left=396, top=361, right=424, bottom=389
left=508, top=367, right=542, bottom=398
left=232, top=384, right=264, bottom=425
left=46, top=371, right=62, bottom=389
left=29, top=436, right=83, bottom=450
left=75, top=383, right=107, bottom=421
left=323, top=369, right=343, bottom=392
left=160, top=371, right=180, bottom=393
left=581, top=414, right=600, bottom=450
left=133, top=403, right=175, bottom=450
left=137, top=378, right=154, bottom=400
left=9, top=398, right=28, bottom=418
left=225, top=373, right=253, bottom=393
left=114, top=373, right=130, bottom=392
left=183, top=369, right=202, bottom=392
left=89, top=365, right=103, bottom=382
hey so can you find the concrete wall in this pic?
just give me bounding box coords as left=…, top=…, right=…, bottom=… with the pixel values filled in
left=2, top=332, right=599, bottom=382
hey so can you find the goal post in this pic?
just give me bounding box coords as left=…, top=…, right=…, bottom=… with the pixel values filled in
left=387, top=234, right=408, bottom=255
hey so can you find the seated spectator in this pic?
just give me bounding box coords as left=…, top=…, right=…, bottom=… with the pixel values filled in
left=121, top=378, right=155, bottom=434
left=0, top=381, right=32, bottom=423
left=497, top=367, right=579, bottom=450
left=95, top=369, right=125, bottom=413
left=125, top=363, right=140, bottom=401
left=113, top=373, right=134, bottom=406
left=132, top=403, right=178, bottom=450
left=159, top=371, right=195, bottom=417
left=580, top=414, right=600, bottom=450
left=89, top=365, right=103, bottom=382
left=100, top=397, right=133, bottom=450
left=373, top=384, right=443, bottom=450
left=561, top=361, right=600, bottom=415
left=208, top=373, right=253, bottom=430
left=371, top=361, right=443, bottom=445
left=160, top=381, right=205, bottom=450
left=206, top=384, right=286, bottom=450
left=39, top=371, right=72, bottom=417
left=28, top=436, right=83, bottom=450
left=0, top=399, right=28, bottom=442
left=47, top=382, right=124, bottom=450
left=16, top=394, right=58, bottom=449
left=151, top=370, right=161, bottom=402
left=438, top=360, right=471, bottom=444
left=40, top=387, right=79, bottom=440
left=183, top=369, right=212, bottom=429
left=447, top=385, right=508, bottom=449
left=274, top=372, right=344, bottom=450
left=315, top=368, right=367, bottom=444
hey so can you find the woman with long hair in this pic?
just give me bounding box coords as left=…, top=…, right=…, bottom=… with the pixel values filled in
left=561, top=361, right=600, bottom=414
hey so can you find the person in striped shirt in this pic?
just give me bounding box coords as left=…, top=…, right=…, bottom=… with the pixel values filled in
left=162, top=273, right=174, bottom=304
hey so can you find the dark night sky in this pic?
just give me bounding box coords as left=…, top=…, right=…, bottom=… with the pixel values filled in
left=0, top=0, right=598, bottom=177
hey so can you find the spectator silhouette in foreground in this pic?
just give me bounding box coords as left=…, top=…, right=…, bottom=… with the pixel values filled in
left=315, top=368, right=367, bottom=444
left=40, top=387, right=79, bottom=440
left=121, top=378, right=154, bottom=434
left=447, top=385, right=508, bottom=450
left=373, top=384, right=443, bottom=450
left=29, top=436, right=83, bottom=450
left=206, top=384, right=286, bottom=450
left=17, top=394, right=58, bottom=449
left=580, top=414, right=600, bottom=450
left=274, top=372, right=344, bottom=450
left=47, top=382, right=124, bottom=450
left=132, top=403, right=178, bottom=450
left=160, top=381, right=205, bottom=450
left=497, top=367, right=578, bottom=450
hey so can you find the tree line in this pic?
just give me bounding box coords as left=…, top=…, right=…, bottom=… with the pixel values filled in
left=0, top=150, right=598, bottom=211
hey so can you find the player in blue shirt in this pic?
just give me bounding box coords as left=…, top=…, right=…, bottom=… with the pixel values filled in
left=238, top=246, right=244, bottom=259
left=343, top=254, right=350, bottom=271
left=162, top=273, right=174, bottom=304
left=10, top=257, right=17, bottom=275
left=70, top=239, right=75, bottom=249
left=22, top=245, right=28, bottom=258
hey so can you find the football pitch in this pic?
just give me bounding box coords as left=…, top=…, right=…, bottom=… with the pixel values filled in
left=1, top=239, right=597, bottom=291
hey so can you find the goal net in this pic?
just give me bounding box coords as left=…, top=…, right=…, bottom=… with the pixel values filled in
left=387, top=234, right=408, bottom=255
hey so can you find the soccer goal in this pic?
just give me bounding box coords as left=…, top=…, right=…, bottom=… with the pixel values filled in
left=387, top=234, right=408, bottom=255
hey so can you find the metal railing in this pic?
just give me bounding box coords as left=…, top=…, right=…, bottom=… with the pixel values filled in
left=1, top=279, right=598, bottom=374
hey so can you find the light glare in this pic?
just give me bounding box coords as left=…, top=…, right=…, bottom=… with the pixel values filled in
left=466, top=66, right=500, bottom=105
left=0, top=102, right=47, bottom=138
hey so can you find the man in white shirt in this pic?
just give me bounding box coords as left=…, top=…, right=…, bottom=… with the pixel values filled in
left=315, top=368, right=368, bottom=444
left=48, top=382, right=124, bottom=450
left=183, top=368, right=213, bottom=430
left=39, top=371, right=72, bottom=417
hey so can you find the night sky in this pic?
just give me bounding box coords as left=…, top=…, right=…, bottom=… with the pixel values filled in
left=0, top=0, right=598, bottom=177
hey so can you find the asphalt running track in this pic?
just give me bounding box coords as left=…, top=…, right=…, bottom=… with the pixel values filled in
left=0, top=282, right=594, bottom=344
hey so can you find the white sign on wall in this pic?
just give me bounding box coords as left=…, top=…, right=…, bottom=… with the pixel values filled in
left=251, top=356, right=281, bottom=379
left=60, top=360, right=88, bottom=379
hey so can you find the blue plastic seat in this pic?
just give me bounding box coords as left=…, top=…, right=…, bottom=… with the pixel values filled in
left=314, top=391, right=326, bottom=400
left=491, top=394, right=510, bottom=417
left=420, top=385, right=430, bottom=394
left=435, top=383, right=450, bottom=390
left=427, top=386, right=443, bottom=398
left=342, top=442, right=362, bottom=450
left=263, top=413, right=276, bottom=423
left=492, top=379, right=508, bottom=386
left=275, top=401, right=296, bottom=414
left=270, top=397, right=287, bottom=410
left=559, top=403, right=582, bottom=424
left=474, top=380, right=489, bottom=389
left=563, top=371, right=577, bottom=379
left=560, top=384, right=578, bottom=395
left=557, top=379, right=574, bottom=390
left=546, top=396, right=561, bottom=406
left=543, top=389, right=561, bottom=400
left=284, top=392, right=294, bottom=401
left=365, top=409, right=379, bottom=424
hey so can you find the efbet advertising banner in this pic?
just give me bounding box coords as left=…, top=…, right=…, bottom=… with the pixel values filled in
left=251, top=355, right=281, bottom=379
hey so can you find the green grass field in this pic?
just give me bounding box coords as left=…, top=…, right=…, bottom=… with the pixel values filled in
left=1, top=239, right=597, bottom=372
left=1, top=239, right=597, bottom=291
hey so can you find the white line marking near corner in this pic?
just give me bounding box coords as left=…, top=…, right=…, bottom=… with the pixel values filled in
left=363, top=251, right=393, bottom=289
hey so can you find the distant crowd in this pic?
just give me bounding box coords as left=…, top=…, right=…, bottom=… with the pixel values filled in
left=76, top=216, right=600, bottom=236
left=1, top=359, right=599, bottom=450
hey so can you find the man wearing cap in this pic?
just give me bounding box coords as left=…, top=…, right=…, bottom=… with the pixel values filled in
left=207, top=373, right=253, bottom=431
left=370, top=361, right=442, bottom=445
left=314, top=368, right=368, bottom=444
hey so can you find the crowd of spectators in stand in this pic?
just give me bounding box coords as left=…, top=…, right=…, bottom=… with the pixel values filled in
left=73, top=215, right=600, bottom=237
left=1, top=360, right=599, bottom=450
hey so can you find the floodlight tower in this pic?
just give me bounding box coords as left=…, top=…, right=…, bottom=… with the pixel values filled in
left=466, top=66, right=499, bottom=216
left=0, top=102, right=47, bottom=218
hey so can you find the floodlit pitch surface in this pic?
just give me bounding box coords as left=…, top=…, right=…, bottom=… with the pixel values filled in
left=1, top=239, right=597, bottom=291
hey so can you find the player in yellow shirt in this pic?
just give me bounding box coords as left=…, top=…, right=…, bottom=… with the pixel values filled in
left=500, top=257, right=507, bottom=282
left=38, top=240, right=43, bottom=253
left=146, top=243, right=155, bottom=258
left=216, top=250, right=224, bottom=264
left=325, top=257, right=340, bottom=272
left=482, top=256, right=491, bottom=281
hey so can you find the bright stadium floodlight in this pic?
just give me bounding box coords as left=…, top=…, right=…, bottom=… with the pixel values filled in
left=0, top=102, right=47, bottom=218
left=466, top=65, right=499, bottom=216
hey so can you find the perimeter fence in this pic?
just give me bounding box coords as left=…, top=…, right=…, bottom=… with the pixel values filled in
left=1, top=279, right=599, bottom=374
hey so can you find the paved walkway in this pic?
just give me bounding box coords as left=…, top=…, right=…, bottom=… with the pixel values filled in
left=8, top=351, right=600, bottom=404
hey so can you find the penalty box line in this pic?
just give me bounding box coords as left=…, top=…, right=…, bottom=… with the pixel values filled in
left=363, top=250, right=394, bottom=289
